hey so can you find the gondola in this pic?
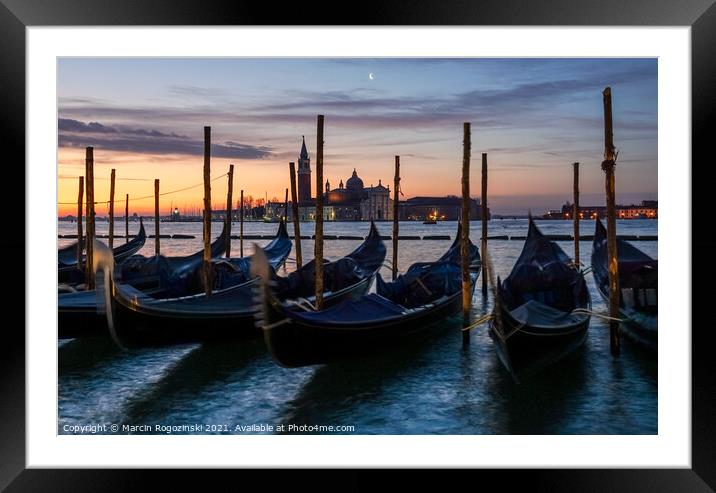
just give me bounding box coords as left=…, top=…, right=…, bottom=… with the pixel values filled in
left=58, top=219, right=147, bottom=285
left=256, top=226, right=480, bottom=368
left=490, top=217, right=591, bottom=381
left=591, top=219, right=657, bottom=351
left=104, top=221, right=385, bottom=347
left=58, top=220, right=230, bottom=339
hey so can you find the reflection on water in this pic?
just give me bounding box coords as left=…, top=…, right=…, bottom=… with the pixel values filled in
left=58, top=219, right=658, bottom=434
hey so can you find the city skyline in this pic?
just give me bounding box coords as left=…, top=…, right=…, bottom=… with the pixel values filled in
left=57, top=58, right=658, bottom=216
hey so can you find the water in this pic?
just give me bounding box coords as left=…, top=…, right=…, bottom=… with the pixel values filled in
left=58, top=219, right=657, bottom=435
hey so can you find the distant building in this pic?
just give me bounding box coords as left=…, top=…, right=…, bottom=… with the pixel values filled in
left=265, top=201, right=293, bottom=220
left=266, top=138, right=393, bottom=221
left=552, top=200, right=658, bottom=220
left=542, top=209, right=564, bottom=220
left=318, top=170, right=392, bottom=220
left=263, top=138, right=494, bottom=222
left=398, top=196, right=489, bottom=221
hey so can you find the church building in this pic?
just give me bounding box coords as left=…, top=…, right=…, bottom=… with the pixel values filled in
left=293, top=137, right=393, bottom=221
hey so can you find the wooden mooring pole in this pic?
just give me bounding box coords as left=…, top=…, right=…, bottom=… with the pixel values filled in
left=77, top=176, right=84, bottom=267
left=154, top=179, right=160, bottom=255
left=481, top=152, right=488, bottom=296
left=125, top=193, right=129, bottom=243
left=85, top=147, right=95, bottom=289
left=461, top=123, right=472, bottom=346
left=109, top=168, right=116, bottom=250
left=314, top=115, right=325, bottom=310
left=284, top=188, right=289, bottom=222
left=226, top=164, right=234, bottom=258
left=289, top=162, right=303, bottom=268
left=240, top=189, right=244, bottom=258
left=573, top=162, right=580, bottom=267
left=602, top=87, right=620, bottom=356
left=203, top=126, right=212, bottom=296
left=392, top=155, right=400, bottom=280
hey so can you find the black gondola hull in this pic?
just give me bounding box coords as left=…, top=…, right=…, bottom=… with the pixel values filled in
left=261, top=272, right=478, bottom=368
left=111, top=275, right=375, bottom=347
left=58, top=306, right=108, bottom=339
left=110, top=293, right=257, bottom=346
left=489, top=310, right=589, bottom=381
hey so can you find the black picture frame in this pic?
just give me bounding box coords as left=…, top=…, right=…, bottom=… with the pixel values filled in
left=2, top=0, right=712, bottom=490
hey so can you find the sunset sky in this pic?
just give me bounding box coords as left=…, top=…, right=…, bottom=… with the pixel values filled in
left=57, top=58, right=657, bottom=216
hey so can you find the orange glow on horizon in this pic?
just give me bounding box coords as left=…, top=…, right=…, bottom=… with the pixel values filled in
left=58, top=147, right=500, bottom=217
left=58, top=146, right=655, bottom=217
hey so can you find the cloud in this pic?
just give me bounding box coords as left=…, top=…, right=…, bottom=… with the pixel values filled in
left=168, top=85, right=230, bottom=98
left=59, top=118, right=117, bottom=134
left=58, top=118, right=273, bottom=159
left=57, top=61, right=656, bottom=160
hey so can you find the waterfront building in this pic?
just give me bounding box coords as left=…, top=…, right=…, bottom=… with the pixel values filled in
left=398, top=196, right=489, bottom=221
left=557, top=200, right=658, bottom=220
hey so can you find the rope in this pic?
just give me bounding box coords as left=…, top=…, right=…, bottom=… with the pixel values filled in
left=260, top=317, right=291, bottom=330
left=570, top=308, right=623, bottom=322
left=58, top=173, right=228, bottom=205
left=295, top=297, right=317, bottom=311
left=414, top=277, right=433, bottom=297
left=283, top=297, right=317, bottom=312
left=493, top=319, right=526, bottom=342
left=461, top=312, right=493, bottom=332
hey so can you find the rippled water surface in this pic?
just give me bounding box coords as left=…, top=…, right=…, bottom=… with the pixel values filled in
left=58, top=219, right=658, bottom=435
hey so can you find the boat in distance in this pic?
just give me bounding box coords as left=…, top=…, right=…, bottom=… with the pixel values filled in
left=104, top=221, right=386, bottom=347
left=256, top=224, right=480, bottom=368
left=591, top=218, right=657, bottom=351
left=490, top=217, right=591, bottom=381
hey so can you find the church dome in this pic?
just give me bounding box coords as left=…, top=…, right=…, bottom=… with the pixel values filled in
left=346, top=169, right=364, bottom=191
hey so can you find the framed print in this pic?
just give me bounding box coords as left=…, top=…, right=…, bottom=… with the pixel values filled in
left=3, top=0, right=714, bottom=489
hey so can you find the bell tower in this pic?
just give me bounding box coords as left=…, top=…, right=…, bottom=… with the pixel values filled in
left=297, top=136, right=311, bottom=203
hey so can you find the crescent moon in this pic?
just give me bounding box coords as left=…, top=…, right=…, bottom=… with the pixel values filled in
left=369, top=73, right=375, bottom=80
